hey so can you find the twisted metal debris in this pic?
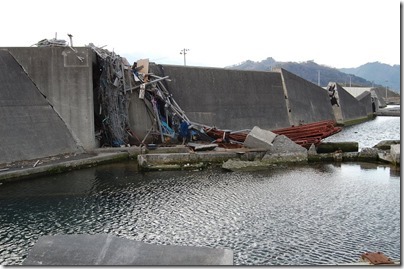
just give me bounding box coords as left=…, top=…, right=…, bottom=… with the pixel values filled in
left=89, top=43, right=132, bottom=147
left=35, top=38, right=68, bottom=47
left=88, top=44, right=204, bottom=147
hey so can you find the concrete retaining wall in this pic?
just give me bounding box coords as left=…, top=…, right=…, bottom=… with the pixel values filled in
left=0, top=50, right=79, bottom=163
left=150, top=64, right=291, bottom=130
left=4, top=47, right=96, bottom=150
left=279, top=68, right=336, bottom=126
left=0, top=47, right=376, bottom=165
left=356, top=91, right=373, bottom=117
left=329, top=83, right=369, bottom=125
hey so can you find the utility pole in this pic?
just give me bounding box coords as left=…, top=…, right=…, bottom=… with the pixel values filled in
left=67, top=34, right=73, bottom=47
left=180, top=48, right=189, bottom=66
left=317, top=70, right=320, bottom=86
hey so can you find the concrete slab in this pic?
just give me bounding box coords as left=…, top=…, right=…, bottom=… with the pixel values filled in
left=222, top=159, right=272, bottom=172
left=373, top=140, right=400, bottom=150
left=23, top=234, right=233, bottom=266
left=244, top=126, right=277, bottom=149
left=262, top=135, right=308, bottom=163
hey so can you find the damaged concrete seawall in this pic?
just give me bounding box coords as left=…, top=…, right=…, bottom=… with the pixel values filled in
left=3, top=47, right=97, bottom=150
left=331, top=83, right=372, bottom=125
left=0, top=50, right=80, bottom=163
left=278, top=68, right=336, bottom=126
left=150, top=64, right=290, bottom=130
left=150, top=64, right=336, bottom=131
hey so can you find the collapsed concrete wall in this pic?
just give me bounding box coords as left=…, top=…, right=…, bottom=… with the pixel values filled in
left=356, top=91, right=374, bottom=116
left=150, top=64, right=291, bottom=131
left=4, top=47, right=96, bottom=150
left=327, top=82, right=370, bottom=125
left=0, top=50, right=79, bottom=163
left=278, top=68, right=336, bottom=126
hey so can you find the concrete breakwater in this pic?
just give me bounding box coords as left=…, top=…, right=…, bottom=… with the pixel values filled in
left=0, top=46, right=386, bottom=168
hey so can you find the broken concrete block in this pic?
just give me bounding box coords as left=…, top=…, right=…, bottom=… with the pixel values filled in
left=390, top=144, right=400, bottom=165
left=262, top=135, right=308, bottom=164
left=244, top=126, right=277, bottom=150
left=308, top=143, right=317, bottom=155
left=358, top=147, right=379, bottom=161
left=373, top=140, right=400, bottom=150
left=316, top=142, right=359, bottom=153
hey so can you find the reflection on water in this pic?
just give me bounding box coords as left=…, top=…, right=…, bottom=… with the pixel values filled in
left=323, top=116, right=400, bottom=149
left=0, top=162, right=400, bottom=265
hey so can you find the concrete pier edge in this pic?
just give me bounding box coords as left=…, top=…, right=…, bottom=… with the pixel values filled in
left=0, top=141, right=399, bottom=183
left=0, top=151, right=132, bottom=183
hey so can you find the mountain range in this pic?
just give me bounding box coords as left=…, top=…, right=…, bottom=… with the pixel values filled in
left=226, top=58, right=400, bottom=93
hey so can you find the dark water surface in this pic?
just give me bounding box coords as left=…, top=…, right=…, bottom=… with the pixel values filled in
left=0, top=162, right=400, bottom=265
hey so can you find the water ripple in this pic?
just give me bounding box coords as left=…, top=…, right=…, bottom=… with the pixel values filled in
left=0, top=162, right=400, bottom=265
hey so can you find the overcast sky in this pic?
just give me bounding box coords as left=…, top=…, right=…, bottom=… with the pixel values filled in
left=1, top=0, right=400, bottom=68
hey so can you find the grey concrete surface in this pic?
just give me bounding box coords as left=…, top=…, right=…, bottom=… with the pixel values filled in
left=244, top=126, right=277, bottom=149
left=150, top=64, right=291, bottom=130
left=23, top=234, right=233, bottom=265
left=390, top=144, right=400, bottom=165
left=0, top=47, right=386, bottom=168
left=261, top=135, right=308, bottom=163
left=356, top=91, right=373, bottom=117
left=0, top=152, right=130, bottom=183
left=4, top=47, right=96, bottom=150
left=328, top=83, right=370, bottom=125
left=279, top=68, right=336, bottom=126
left=0, top=50, right=79, bottom=163
left=127, top=91, right=155, bottom=143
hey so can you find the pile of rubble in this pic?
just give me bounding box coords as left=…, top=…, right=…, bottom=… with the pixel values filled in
left=88, top=44, right=211, bottom=148
left=86, top=44, right=342, bottom=152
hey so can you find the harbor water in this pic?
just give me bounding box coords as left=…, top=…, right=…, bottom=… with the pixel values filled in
left=323, top=111, right=400, bottom=149
left=0, top=116, right=400, bottom=265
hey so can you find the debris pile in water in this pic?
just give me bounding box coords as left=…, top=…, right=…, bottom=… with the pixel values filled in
left=59, top=42, right=342, bottom=150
